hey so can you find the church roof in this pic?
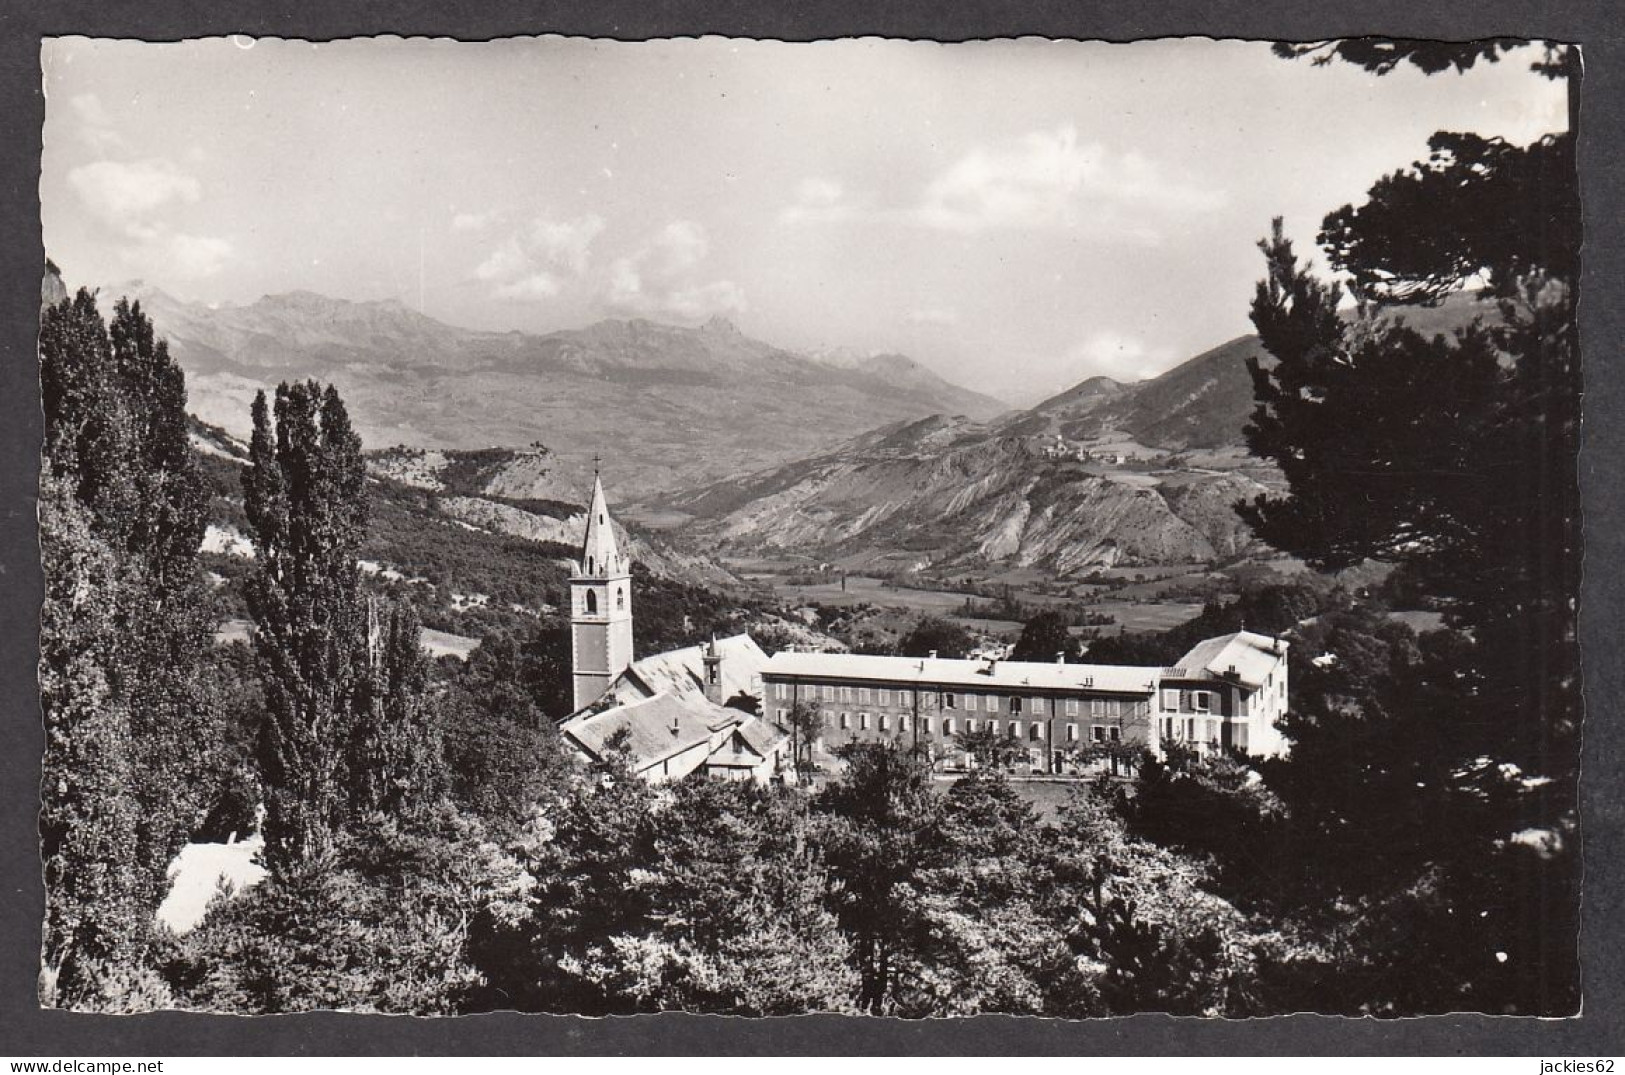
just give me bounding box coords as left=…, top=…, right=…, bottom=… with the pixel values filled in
left=576, top=473, right=627, bottom=578
left=689, top=713, right=793, bottom=772
left=560, top=691, right=738, bottom=773
left=734, top=713, right=790, bottom=755
left=1167, top=630, right=1287, bottom=689
left=612, top=632, right=770, bottom=707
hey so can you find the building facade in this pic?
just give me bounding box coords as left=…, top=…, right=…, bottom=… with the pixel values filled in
left=1156, top=631, right=1291, bottom=758
left=761, top=652, right=1163, bottom=773
left=761, top=630, right=1290, bottom=770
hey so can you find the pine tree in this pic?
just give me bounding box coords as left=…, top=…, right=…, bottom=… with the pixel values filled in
left=243, top=381, right=370, bottom=876
left=38, top=290, right=137, bottom=536
left=580, top=780, right=858, bottom=1015
left=898, top=770, right=1060, bottom=1015
left=1229, top=41, right=1583, bottom=1014
left=814, top=740, right=942, bottom=1013
left=107, top=297, right=207, bottom=591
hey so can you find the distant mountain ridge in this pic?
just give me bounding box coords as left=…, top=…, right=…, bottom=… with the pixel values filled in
left=99, top=282, right=1006, bottom=501
left=669, top=414, right=1275, bottom=576
left=998, top=290, right=1498, bottom=450
left=664, top=290, right=1498, bottom=576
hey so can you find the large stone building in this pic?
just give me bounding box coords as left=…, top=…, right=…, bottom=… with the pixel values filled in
left=557, top=475, right=790, bottom=784
left=760, top=630, right=1290, bottom=771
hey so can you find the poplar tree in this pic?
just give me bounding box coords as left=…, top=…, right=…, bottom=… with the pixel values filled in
left=243, top=381, right=370, bottom=875
left=351, top=597, right=443, bottom=818
left=37, top=478, right=145, bottom=1004
left=38, top=282, right=220, bottom=1003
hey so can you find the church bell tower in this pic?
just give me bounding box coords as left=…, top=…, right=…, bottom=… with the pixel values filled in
left=571, top=468, right=634, bottom=711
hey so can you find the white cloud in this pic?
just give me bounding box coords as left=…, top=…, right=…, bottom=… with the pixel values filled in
left=604, top=219, right=744, bottom=321
left=474, top=238, right=533, bottom=282
left=69, top=92, right=127, bottom=153
left=451, top=209, right=499, bottom=232
left=65, top=156, right=231, bottom=280
left=162, top=233, right=233, bottom=278
left=1067, top=331, right=1174, bottom=382
left=493, top=273, right=562, bottom=301
left=904, top=307, right=960, bottom=328
left=779, top=176, right=860, bottom=225
left=781, top=134, right=1222, bottom=240
left=474, top=213, right=603, bottom=302
left=659, top=280, right=748, bottom=321
left=67, top=158, right=202, bottom=234
left=917, top=125, right=1224, bottom=234
left=646, top=219, right=708, bottom=275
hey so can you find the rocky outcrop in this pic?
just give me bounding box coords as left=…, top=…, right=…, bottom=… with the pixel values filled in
left=673, top=419, right=1274, bottom=576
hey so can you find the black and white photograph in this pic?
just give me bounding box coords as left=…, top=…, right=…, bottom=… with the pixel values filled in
left=31, top=32, right=1584, bottom=1023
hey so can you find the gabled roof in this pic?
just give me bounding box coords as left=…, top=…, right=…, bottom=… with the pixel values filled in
left=610, top=632, right=769, bottom=707
left=761, top=651, right=1162, bottom=696
left=703, top=715, right=790, bottom=770
left=734, top=713, right=790, bottom=756
left=560, top=691, right=731, bottom=772
left=1168, top=630, right=1287, bottom=689
left=576, top=473, right=627, bottom=578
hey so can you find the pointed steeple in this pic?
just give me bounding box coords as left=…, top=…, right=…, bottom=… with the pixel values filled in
left=571, top=463, right=635, bottom=711
left=578, top=472, right=625, bottom=579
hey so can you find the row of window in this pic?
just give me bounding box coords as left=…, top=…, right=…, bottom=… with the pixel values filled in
left=769, top=681, right=1131, bottom=717
left=780, top=708, right=1127, bottom=744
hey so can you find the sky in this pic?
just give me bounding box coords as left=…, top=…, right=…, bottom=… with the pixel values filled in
left=40, top=36, right=1568, bottom=405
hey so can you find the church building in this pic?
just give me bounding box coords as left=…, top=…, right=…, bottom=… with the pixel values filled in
left=569, top=474, right=635, bottom=713
left=556, top=473, right=790, bottom=784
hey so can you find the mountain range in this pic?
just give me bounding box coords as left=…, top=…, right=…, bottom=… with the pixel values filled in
left=91, top=276, right=1496, bottom=581
left=662, top=291, right=1498, bottom=576
left=108, top=283, right=1006, bottom=501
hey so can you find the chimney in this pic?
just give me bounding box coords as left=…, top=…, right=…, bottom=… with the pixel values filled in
left=1274, top=637, right=1284, bottom=655
left=670, top=713, right=681, bottom=736
left=928, top=650, right=938, bottom=659
left=984, top=656, right=998, bottom=675
left=1055, top=651, right=1066, bottom=665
